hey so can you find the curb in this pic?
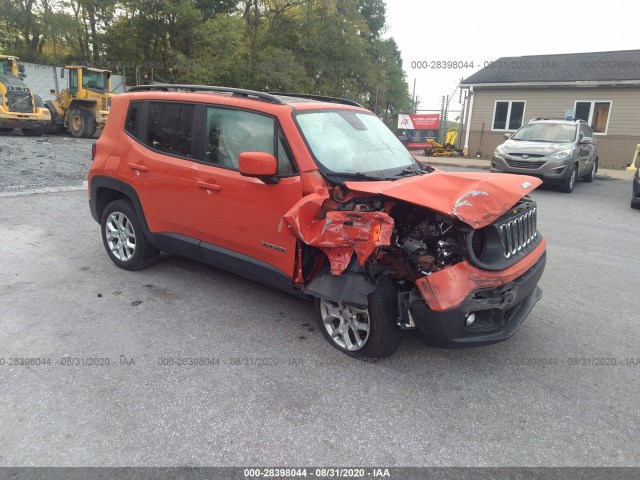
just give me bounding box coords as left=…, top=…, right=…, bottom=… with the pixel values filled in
left=422, top=160, right=622, bottom=181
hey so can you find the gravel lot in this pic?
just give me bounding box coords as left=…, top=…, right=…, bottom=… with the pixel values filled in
left=0, top=131, right=93, bottom=193
left=1, top=138, right=639, bottom=467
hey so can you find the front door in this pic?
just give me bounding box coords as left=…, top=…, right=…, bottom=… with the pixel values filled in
left=193, top=105, right=301, bottom=281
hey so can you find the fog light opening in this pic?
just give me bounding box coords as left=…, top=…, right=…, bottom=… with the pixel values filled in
left=465, top=313, right=476, bottom=327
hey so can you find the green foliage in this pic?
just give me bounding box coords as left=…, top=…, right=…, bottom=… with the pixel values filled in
left=0, top=0, right=411, bottom=113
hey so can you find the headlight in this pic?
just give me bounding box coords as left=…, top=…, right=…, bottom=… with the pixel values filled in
left=549, top=148, right=574, bottom=160
left=495, top=145, right=506, bottom=157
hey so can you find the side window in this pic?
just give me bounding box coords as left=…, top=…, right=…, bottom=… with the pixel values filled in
left=125, top=102, right=141, bottom=138
left=147, top=102, right=194, bottom=157
left=69, top=69, right=78, bottom=95
left=277, top=136, right=295, bottom=175
left=206, top=107, right=274, bottom=170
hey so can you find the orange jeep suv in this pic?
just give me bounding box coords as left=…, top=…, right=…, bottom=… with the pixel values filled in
left=89, top=85, right=546, bottom=358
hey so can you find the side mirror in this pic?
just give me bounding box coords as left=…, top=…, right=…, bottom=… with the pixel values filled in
left=238, top=152, right=279, bottom=184
left=50, top=89, right=56, bottom=94
left=503, top=133, right=511, bottom=139
left=18, top=64, right=25, bottom=74
left=580, top=136, right=594, bottom=144
left=60, top=69, right=64, bottom=78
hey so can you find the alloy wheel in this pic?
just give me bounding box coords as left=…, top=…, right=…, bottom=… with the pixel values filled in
left=105, top=212, right=136, bottom=261
left=319, top=299, right=371, bottom=351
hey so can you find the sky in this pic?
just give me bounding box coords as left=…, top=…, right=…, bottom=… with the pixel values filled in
left=384, top=0, right=640, bottom=113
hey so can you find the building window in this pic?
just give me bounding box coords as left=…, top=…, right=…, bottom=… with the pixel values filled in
left=574, top=101, right=611, bottom=134
left=492, top=101, right=525, bottom=131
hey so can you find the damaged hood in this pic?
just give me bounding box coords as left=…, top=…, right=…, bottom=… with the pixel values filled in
left=345, top=170, right=542, bottom=229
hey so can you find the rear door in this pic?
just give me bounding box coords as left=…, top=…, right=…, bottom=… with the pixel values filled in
left=120, top=100, right=197, bottom=240
left=192, top=105, right=302, bottom=282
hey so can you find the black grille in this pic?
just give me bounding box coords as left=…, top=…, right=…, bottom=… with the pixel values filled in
left=506, top=159, right=546, bottom=169
left=466, top=198, right=541, bottom=271
left=6, top=90, right=33, bottom=113
left=499, top=208, right=537, bottom=259
left=509, top=153, right=544, bottom=158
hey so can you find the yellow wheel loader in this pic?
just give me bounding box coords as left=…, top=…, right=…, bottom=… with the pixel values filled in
left=46, top=66, right=113, bottom=138
left=0, top=55, right=51, bottom=136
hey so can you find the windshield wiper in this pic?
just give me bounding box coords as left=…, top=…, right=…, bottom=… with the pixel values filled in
left=334, top=171, right=382, bottom=181
left=389, top=166, right=425, bottom=179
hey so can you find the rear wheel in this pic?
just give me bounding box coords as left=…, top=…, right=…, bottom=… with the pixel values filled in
left=559, top=165, right=578, bottom=193
left=100, top=199, right=159, bottom=271
left=582, top=159, right=597, bottom=183
left=0, top=127, right=13, bottom=133
left=69, top=107, right=97, bottom=138
left=315, top=276, right=402, bottom=359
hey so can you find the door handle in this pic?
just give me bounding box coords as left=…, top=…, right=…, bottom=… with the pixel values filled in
left=128, top=162, right=149, bottom=173
left=196, top=180, right=222, bottom=192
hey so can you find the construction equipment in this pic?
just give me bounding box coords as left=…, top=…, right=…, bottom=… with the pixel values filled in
left=423, top=131, right=463, bottom=157
left=46, top=66, right=113, bottom=138
left=0, top=55, right=51, bottom=136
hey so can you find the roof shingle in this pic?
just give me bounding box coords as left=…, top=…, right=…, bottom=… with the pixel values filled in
left=461, top=50, right=640, bottom=85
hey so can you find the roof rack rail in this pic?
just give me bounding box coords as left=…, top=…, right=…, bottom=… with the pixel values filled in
left=127, top=84, right=286, bottom=104
left=270, top=92, right=363, bottom=108
left=530, top=117, right=585, bottom=122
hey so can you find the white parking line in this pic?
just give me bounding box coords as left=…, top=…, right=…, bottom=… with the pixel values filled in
left=0, top=181, right=88, bottom=197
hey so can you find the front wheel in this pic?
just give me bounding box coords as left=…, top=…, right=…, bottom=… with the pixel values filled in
left=315, top=276, right=402, bottom=359
left=100, top=199, right=159, bottom=271
left=582, top=159, right=597, bottom=183
left=559, top=165, right=578, bottom=193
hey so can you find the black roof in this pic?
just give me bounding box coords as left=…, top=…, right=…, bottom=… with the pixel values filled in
left=461, top=50, right=640, bottom=85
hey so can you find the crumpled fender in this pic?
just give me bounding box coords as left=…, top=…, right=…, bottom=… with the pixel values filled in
left=281, top=190, right=394, bottom=275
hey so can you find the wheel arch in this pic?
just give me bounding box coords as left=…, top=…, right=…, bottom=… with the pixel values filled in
left=90, top=176, right=150, bottom=234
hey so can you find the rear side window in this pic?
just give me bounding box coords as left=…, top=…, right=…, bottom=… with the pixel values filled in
left=125, top=102, right=141, bottom=138
left=147, top=102, right=195, bottom=158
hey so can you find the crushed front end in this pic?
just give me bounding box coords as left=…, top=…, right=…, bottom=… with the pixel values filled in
left=285, top=171, right=546, bottom=347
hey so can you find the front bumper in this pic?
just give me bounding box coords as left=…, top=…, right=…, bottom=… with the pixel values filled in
left=411, top=249, right=546, bottom=347
left=491, top=154, right=573, bottom=182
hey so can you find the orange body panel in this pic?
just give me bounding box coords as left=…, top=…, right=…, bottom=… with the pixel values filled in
left=346, top=171, right=542, bottom=229
left=416, top=239, right=547, bottom=311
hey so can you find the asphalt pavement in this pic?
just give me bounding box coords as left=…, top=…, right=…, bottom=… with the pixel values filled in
left=0, top=138, right=639, bottom=466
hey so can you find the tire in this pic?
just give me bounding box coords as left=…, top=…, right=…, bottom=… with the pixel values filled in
left=69, top=107, right=97, bottom=138
left=100, top=199, right=160, bottom=271
left=44, top=104, right=59, bottom=134
left=582, top=159, right=597, bottom=183
left=559, top=165, right=578, bottom=193
left=631, top=199, right=640, bottom=210
left=22, top=126, right=44, bottom=136
left=0, top=128, right=13, bottom=133
left=315, top=276, right=402, bottom=359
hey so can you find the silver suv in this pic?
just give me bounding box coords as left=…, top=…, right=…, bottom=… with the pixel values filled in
left=491, top=118, right=598, bottom=193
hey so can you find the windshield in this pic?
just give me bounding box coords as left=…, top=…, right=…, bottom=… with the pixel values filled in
left=295, top=110, right=418, bottom=178
left=82, top=69, right=108, bottom=91
left=512, top=123, right=576, bottom=143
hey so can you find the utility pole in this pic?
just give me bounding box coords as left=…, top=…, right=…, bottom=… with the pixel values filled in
left=412, top=79, right=416, bottom=114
